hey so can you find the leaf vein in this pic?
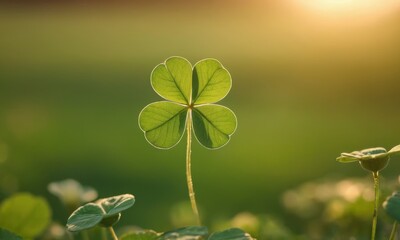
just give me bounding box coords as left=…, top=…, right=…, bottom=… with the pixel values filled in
left=147, top=108, right=187, bottom=132
left=165, top=64, right=190, bottom=104
left=193, top=67, right=222, bottom=103
left=193, top=107, right=227, bottom=137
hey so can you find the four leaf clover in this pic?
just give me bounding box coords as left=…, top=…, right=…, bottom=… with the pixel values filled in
left=139, top=56, right=237, bottom=149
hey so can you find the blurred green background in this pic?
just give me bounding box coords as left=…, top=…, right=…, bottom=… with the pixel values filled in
left=1, top=0, right=400, bottom=234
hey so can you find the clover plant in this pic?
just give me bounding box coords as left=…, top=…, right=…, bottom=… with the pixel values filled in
left=67, top=194, right=135, bottom=240
left=139, top=56, right=237, bottom=224
left=337, top=144, right=400, bottom=240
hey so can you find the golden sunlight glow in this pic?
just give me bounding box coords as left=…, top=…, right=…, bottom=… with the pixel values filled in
left=293, top=0, right=400, bottom=16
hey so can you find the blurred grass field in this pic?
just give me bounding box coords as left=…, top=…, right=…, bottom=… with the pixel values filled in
left=1, top=1, right=400, bottom=232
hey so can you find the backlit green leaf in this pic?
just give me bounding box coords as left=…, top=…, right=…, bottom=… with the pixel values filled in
left=66, top=203, right=104, bottom=232
left=208, top=228, right=254, bottom=240
left=0, top=193, right=51, bottom=239
left=389, top=144, right=400, bottom=155
left=159, top=226, right=208, bottom=240
left=192, top=59, right=231, bottom=105
left=336, top=153, right=360, bottom=163
left=192, top=104, right=237, bottom=149
left=140, top=57, right=236, bottom=150
left=139, top=101, right=187, bottom=149
left=0, top=228, right=22, bottom=240
left=151, top=57, right=192, bottom=104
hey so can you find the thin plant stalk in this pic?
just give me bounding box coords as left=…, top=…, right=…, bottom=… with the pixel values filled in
left=108, top=227, right=118, bottom=240
left=186, top=109, right=201, bottom=225
left=101, top=228, right=107, bottom=240
left=81, top=231, right=89, bottom=240
left=390, top=221, right=398, bottom=240
left=67, top=232, right=74, bottom=240
left=371, top=171, right=380, bottom=240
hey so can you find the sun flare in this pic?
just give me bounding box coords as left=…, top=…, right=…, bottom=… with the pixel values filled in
left=294, top=0, right=400, bottom=16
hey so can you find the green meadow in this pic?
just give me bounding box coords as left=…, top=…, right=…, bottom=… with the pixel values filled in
left=1, top=2, right=400, bottom=235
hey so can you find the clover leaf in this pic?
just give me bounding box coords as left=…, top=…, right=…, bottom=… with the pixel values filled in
left=67, top=194, right=135, bottom=232
left=139, top=56, right=237, bottom=149
left=336, top=145, right=400, bottom=172
left=337, top=145, right=400, bottom=163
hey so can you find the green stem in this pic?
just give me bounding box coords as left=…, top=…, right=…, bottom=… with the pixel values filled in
left=186, top=109, right=201, bottom=225
left=66, top=231, right=74, bottom=240
left=390, top=221, right=398, bottom=240
left=101, top=228, right=107, bottom=240
left=371, top=171, right=380, bottom=240
left=81, top=231, right=90, bottom=240
left=108, top=227, right=118, bottom=240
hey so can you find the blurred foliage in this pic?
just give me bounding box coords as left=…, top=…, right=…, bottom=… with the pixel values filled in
left=0, top=193, right=51, bottom=239
left=1, top=177, right=400, bottom=239
left=41, top=222, right=71, bottom=240
left=0, top=228, right=22, bottom=240
left=384, top=192, right=400, bottom=222
left=48, top=179, right=98, bottom=214
left=212, top=212, right=298, bottom=240
left=120, top=230, right=158, bottom=240
left=282, top=177, right=400, bottom=239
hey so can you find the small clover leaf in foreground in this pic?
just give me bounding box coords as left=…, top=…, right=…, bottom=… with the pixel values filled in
left=336, top=144, right=400, bottom=240
left=139, top=57, right=237, bottom=224
left=67, top=194, right=134, bottom=240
